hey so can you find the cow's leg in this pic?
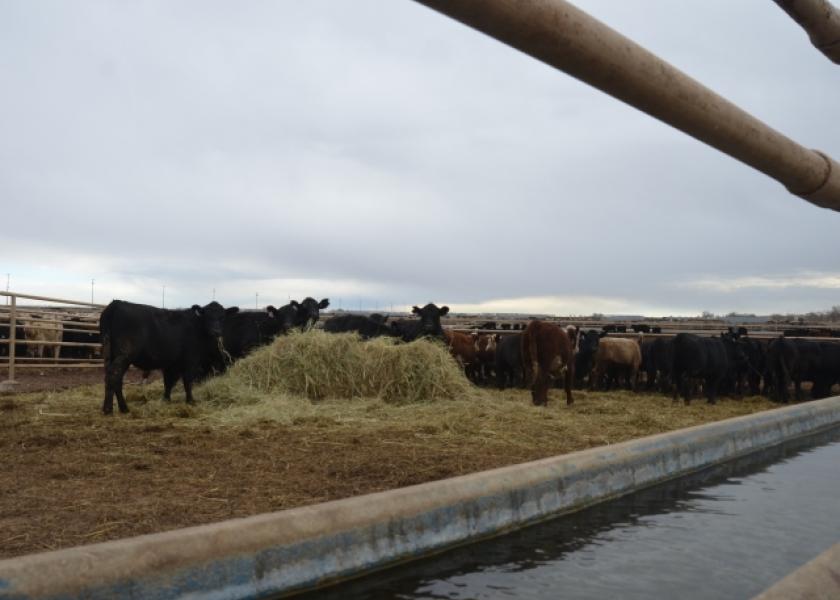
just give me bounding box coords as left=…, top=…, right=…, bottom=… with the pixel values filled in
left=672, top=370, right=680, bottom=403
left=104, top=356, right=130, bottom=415
left=681, top=373, right=692, bottom=406
left=706, top=375, right=719, bottom=405
left=564, top=363, right=574, bottom=405
left=183, top=373, right=195, bottom=404
left=496, top=365, right=508, bottom=390
left=103, top=360, right=114, bottom=416
left=162, top=368, right=179, bottom=401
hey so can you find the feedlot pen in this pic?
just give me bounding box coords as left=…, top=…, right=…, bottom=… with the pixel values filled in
left=4, top=289, right=840, bottom=391
left=0, top=292, right=104, bottom=387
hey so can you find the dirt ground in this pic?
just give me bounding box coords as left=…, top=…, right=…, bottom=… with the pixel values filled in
left=1, top=367, right=152, bottom=394
left=0, top=370, right=784, bottom=561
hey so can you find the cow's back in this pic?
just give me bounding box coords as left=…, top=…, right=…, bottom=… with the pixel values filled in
left=223, top=311, right=280, bottom=358
left=522, top=321, right=572, bottom=375
left=101, top=300, right=193, bottom=367
left=595, top=337, right=641, bottom=369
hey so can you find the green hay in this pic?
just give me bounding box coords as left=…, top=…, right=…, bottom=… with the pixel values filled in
left=200, top=330, right=477, bottom=406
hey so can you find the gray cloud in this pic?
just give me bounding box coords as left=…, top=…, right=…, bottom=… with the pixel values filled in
left=1, top=0, right=838, bottom=314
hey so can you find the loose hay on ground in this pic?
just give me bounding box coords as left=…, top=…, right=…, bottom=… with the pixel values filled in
left=0, top=330, right=781, bottom=558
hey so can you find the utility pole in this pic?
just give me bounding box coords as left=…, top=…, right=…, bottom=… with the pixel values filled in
left=162, top=285, right=166, bottom=308
left=91, top=279, right=95, bottom=304
left=212, top=288, right=216, bottom=301
left=256, top=292, right=259, bottom=309
left=4, top=273, right=8, bottom=305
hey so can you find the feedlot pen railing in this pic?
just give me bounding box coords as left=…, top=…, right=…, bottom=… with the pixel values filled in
left=1, top=291, right=105, bottom=385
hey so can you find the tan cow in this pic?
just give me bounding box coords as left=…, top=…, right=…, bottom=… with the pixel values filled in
left=591, top=337, right=642, bottom=391
left=23, top=314, right=64, bottom=362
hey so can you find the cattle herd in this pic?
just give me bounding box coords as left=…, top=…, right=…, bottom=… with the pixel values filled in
left=321, top=311, right=840, bottom=408
left=3, top=298, right=840, bottom=414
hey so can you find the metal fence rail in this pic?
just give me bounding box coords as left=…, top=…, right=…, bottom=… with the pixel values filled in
left=0, top=291, right=105, bottom=386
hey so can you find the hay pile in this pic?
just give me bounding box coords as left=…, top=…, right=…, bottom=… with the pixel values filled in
left=200, top=330, right=475, bottom=407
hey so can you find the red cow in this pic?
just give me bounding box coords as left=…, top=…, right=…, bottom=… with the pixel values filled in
left=444, top=329, right=478, bottom=380
left=521, top=320, right=575, bottom=406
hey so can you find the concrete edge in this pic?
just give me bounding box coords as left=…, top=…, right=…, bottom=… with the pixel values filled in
left=753, top=541, right=840, bottom=600
left=1, top=397, right=840, bottom=599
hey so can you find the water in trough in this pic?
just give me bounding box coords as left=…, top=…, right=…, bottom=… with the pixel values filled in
left=303, top=426, right=840, bottom=599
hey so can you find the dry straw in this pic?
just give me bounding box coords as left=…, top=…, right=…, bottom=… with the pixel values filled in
left=200, top=330, right=477, bottom=406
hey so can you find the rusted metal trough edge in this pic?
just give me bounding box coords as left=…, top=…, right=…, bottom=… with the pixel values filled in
left=2, top=397, right=840, bottom=600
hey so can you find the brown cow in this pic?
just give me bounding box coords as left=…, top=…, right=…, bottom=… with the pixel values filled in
left=444, top=329, right=477, bottom=380
left=521, top=320, right=575, bottom=406
left=591, top=337, right=642, bottom=391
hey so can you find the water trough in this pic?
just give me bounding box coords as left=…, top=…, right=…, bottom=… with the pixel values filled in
left=1, top=397, right=839, bottom=599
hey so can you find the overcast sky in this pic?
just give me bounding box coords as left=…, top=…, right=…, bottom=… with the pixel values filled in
left=2, top=0, right=838, bottom=316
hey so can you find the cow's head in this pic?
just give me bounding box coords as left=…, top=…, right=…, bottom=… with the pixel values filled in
left=291, top=297, right=330, bottom=330
left=411, top=303, right=449, bottom=337
left=192, top=302, right=239, bottom=340
left=266, top=304, right=299, bottom=333
left=722, top=331, right=747, bottom=367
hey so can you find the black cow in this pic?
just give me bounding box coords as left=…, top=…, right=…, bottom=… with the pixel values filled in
left=290, top=297, right=330, bottom=330
left=642, top=337, right=674, bottom=393
left=0, top=321, right=27, bottom=358
left=494, top=333, right=524, bottom=389
left=100, top=300, right=239, bottom=415
left=672, top=332, right=744, bottom=405
left=574, top=329, right=603, bottom=386
left=818, top=342, right=840, bottom=396
left=735, top=337, right=767, bottom=396
left=765, top=337, right=839, bottom=402
left=323, top=314, right=394, bottom=339
left=632, top=324, right=651, bottom=333
left=601, top=324, right=627, bottom=334
left=390, top=304, right=449, bottom=342
left=61, top=317, right=101, bottom=360
left=222, top=304, right=298, bottom=361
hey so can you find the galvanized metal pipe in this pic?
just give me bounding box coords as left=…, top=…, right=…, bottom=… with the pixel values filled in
left=412, top=0, right=840, bottom=211
left=775, top=0, right=840, bottom=63
left=8, top=296, right=16, bottom=383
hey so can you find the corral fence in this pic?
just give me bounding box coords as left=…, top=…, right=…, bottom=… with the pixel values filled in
left=0, top=291, right=105, bottom=385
